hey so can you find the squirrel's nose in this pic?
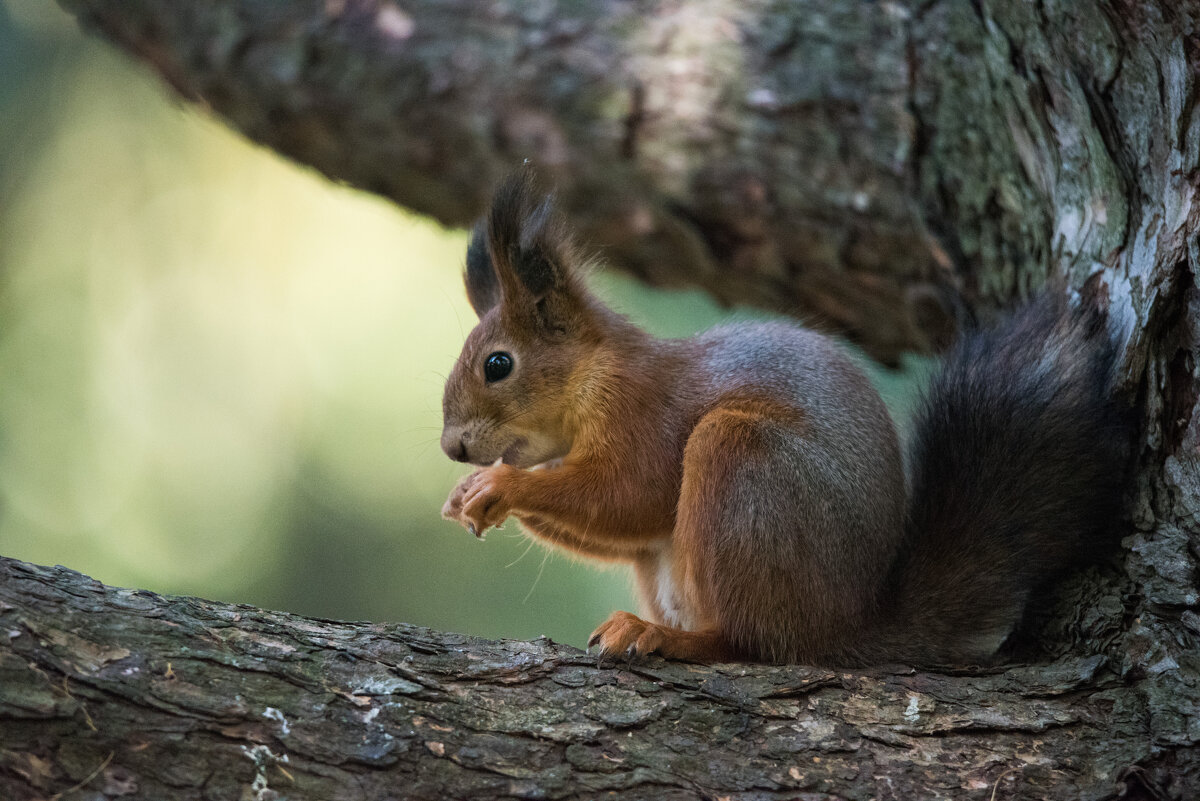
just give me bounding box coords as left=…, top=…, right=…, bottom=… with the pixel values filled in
left=441, top=431, right=470, bottom=462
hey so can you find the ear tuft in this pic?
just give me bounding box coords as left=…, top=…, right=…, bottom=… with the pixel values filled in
left=486, top=168, right=576, bottom=304
left=464, top=223, right=500, bottom=317
left=512, top=196, right=557, bottom=297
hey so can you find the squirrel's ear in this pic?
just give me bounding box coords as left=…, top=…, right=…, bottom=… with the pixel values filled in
left=464, top=223, right=500, bottom=317
left=485, top=170, right=582, bottom=323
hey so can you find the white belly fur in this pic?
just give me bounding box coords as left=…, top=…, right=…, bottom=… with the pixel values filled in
left=654, top=548, right=693, bottom=629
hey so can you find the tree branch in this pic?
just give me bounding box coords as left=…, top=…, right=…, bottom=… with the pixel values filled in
left=0, top=556, right=1192, bottom=800
left=49, top=0, right=936, bottom=361
left=53, top=1, right=1198, bottom=364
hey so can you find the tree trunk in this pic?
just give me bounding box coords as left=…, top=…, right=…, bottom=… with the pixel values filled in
left=9, top=0, right=1197, bottom=797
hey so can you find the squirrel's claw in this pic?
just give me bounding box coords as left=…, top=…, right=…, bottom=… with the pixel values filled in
left=442, top=468, right=508, bottom=539
left=588, top=610, right=663, bottom=661
left=442, top=469, right=482, bottom=526
left=459, top=465, right=515, bottom=537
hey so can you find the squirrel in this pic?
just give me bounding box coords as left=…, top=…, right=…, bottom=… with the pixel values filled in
left=439, top=170, right=1131, bottom=667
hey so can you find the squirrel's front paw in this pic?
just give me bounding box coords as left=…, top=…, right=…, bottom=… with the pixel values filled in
left=457, top=465, right=519, bottom=538
left=442, top=470, right=483, bottom=526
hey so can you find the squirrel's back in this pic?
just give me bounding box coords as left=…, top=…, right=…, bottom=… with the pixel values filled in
left=694, top=321, right=901, bottom=478
left=686, top=321, right=908, bottom=660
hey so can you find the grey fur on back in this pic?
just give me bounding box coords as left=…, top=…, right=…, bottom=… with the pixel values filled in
left=690, top=322, right=908, bottom=661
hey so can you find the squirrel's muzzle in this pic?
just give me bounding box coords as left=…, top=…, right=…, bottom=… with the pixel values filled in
left=441, top=428, right=470, bottom=462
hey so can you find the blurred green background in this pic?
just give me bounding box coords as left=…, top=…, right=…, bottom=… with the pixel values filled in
left=0, top=2, right=924, bottom=648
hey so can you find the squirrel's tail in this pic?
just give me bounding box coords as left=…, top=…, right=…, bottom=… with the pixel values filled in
left=876, top=295, right=1132, bottom=666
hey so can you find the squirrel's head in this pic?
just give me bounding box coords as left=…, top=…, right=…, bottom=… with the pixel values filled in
left=441, top=171, right=609, bottom=468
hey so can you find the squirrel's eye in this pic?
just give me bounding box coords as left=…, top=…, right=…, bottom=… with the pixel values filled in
left=484, top=351, right=513, bottom=383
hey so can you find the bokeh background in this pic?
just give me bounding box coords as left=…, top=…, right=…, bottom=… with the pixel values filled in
left=0, top=1, right=925, bottom=648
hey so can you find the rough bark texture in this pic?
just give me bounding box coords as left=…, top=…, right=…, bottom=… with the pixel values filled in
left=0, top=557, right=1189, bottom=800
left=7, top=0, right=1198, bottom=798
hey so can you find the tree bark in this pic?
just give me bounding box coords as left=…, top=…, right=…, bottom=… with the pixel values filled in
left=54, top=0, right=1193, bottom=363
left=14, top=0, right=1200, bottom=798
left=0, top=556, right=1191, bottom=800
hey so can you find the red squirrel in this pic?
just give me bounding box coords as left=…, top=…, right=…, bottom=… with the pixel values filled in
left=439, top=171, right=1130, bottom=666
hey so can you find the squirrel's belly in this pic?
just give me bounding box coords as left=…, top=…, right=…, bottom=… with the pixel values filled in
left=654, top=548, right=695, bottom=629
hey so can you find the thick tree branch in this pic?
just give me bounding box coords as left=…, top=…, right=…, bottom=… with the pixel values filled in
left=53, top=1, right=1199, bottom=363
left=0, top=556, right=1193, bottom=800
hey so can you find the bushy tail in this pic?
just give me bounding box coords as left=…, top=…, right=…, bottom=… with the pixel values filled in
left=877, top=295, right=1132, bottom=666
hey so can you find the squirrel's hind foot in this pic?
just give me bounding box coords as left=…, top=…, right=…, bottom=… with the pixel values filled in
left=588, top=611, right=733, bottom=663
